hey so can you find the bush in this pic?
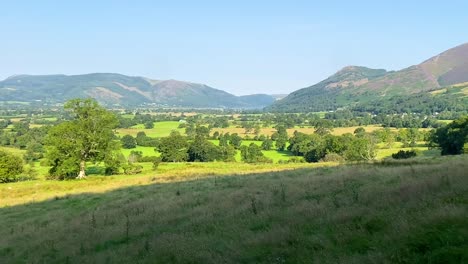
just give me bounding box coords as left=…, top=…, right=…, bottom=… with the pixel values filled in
left=152, top=158, right=162, bottom=171
left=287, top=157, right=305, bottom=163
left=122, top=163, right=143, bottom=175
left=392, top=150, right=417, bottom=159
left=138, top=156, right=161, bottom=163
left=321, top=153, right=345, bottom=163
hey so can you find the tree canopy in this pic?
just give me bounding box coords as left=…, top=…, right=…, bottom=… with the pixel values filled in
left=430, top=116, right=468, bottom=155
left=0, top=150, right=24, bottom=183
left=45, top=99, right=120, bottom=179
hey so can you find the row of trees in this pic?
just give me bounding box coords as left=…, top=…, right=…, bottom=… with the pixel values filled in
left=1, top=97, right=466, bottom=182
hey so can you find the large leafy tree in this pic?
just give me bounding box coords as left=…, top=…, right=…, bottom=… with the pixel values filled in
left=121, top=134, right=137, bottom=149
left=344, top=136, right=377, bottom=161
left=240, top=143, right=272, bottom=163
left=0, top=150, right=24, bottom=183
left=157, top=131, right=189, bottom=162
left=187, top=136, right=219, bottom=162
left=45, top=99, right=120, bottom=179
left=430, top=116, right=468, bottom=155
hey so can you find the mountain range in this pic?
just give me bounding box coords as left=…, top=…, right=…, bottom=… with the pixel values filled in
left=0, top=74, right=276, bottom=109
left=1, top=43, right=467, bottom=111
left=267, top=42, right=468, bottom=112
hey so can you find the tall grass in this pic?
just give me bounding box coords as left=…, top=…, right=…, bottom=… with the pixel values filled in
left=0, top=155, right=467, bottom=263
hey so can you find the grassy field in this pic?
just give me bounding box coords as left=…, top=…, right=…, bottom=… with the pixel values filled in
left=0, top=146, right=26, bottom=156
left=0, top=162, right=331, bottom=207
left=116, top=121, right=184, bottom=138
left=0, top=155, right=466, bottom=263
left=121, top=146, right=158, bottom=158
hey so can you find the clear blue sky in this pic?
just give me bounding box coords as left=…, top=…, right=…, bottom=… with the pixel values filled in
left=1, top=0, right=466, bottom=95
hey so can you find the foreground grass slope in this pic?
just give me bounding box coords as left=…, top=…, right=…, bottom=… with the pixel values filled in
left=1, top=156, right=467, bottom=263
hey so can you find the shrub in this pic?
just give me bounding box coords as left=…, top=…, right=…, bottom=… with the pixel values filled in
left=122, top=163, right=143, bottom=175
left=392, top=150, right=417, bottom=159
left=321, top=153, right=345, bottom=163
left=287, top=157, right=305, bottom=163
left=152, top=157, right=162, bottom=171
left=138, top=156, right=161, bottom=163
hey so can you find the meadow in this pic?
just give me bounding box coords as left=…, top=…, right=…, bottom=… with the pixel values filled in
left=0, top=155, right=466, bottom=263
left=116, top=121, right=184, bottom=138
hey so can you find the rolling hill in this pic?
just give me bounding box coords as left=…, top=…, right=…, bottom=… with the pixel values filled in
left=267, top=43, right=468, bottom=112
left=0, top=73, right=275, bottom=109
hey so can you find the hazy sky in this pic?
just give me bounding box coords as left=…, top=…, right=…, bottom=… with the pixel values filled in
left=1, top=1, right=467, bottom=95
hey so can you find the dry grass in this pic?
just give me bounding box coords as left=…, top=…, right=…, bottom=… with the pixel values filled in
left=211, top=125, right=393, bottom=137
left=0, top=162, right=331, bottom=207
left=0, top=155, right=467, bottom=263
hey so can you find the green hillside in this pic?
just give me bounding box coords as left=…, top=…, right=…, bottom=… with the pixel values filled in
left=0, top=74, right=275, bottom=109
left=266, top=66, right=388, bottom=112
left=268, top=43, right=468, bottom=112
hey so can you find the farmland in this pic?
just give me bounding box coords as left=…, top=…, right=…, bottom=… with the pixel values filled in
left=1, top=105, right=466, bottom=264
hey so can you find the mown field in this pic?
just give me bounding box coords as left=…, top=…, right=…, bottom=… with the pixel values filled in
left=0, top=155, right=467, bottom=263
left=116, top=121, right=185, bottom=138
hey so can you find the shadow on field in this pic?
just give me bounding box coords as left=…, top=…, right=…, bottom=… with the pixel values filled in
left=1, top=156, right=467, bottom=263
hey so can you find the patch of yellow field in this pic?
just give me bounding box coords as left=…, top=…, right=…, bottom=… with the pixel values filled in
left=430, top=88, right=446, bottom=95
left=452, top=82, right=468, bottom=88
left=459, top=87, right=468, bottom=96
left=212, top=125, right=395, bottom=137
left=9, top=118, right=26, bottom=123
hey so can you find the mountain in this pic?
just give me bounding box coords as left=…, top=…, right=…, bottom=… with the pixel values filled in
left=267, top=43, right=468, bottom=112
left=0, top=73, right=275, bottom=108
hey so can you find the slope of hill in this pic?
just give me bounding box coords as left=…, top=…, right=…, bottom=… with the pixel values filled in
left=267, top=66, right=389, bottom=112
left=268, top=43, right=468, bottom=112
left=1, top=156, right=467, bottom=263
left=0, top=74, right=275, bottom=108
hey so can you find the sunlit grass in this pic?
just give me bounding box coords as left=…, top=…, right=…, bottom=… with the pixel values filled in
left=0, top=155, right=466, bottom=263
left=116, top=121, right=184, bottom=138
left=0, top=162, right=333, bottom=207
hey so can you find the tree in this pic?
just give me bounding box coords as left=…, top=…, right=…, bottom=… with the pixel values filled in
left=0, top=150, right=24, bottom=183
left=24, top=141, right=44, bottom=162
left=45, top=99, right=120, bottom=179
left=240, top=143, right=272, bottom=163
left=229, top=133, right=243, bottom=149
left=188, top=136, right=220, bottom=162
left=144, top=121, right=154, bottom=129
left=275, top=126, right=288, bottom=151
left=344, top=136, right=377, bottom=161
left=128, top=150, right=143, bottom=163
left=430, top=116, right=468, bottom=155
left=121, top=135, right=137, bottom=149
left=261, top=138, right=273, bottom=150
left=353, top=127, right=366, bottom=138
left=195, top=126, right=211, bottom=139
left=157, top=131, right=189, bottom=162
left=218, top=145, right=236, bottom=162
left=314, top=119, right=333, bottom=136
left=135, top=131, right=159, bottom=147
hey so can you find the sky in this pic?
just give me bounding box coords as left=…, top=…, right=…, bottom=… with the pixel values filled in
left=0, top=1, right=467, bottom=95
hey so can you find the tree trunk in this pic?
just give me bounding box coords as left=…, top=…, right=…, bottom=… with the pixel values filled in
left=77, top=160, right=86, bottom=179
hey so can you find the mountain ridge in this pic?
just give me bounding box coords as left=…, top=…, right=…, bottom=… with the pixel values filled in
left=0, top=73, right=276, bottom=109
left=267, top=42, right=468, bottom=112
